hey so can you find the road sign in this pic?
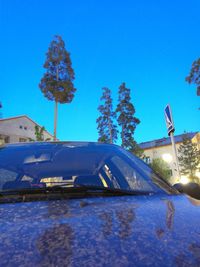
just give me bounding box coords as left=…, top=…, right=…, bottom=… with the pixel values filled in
left=164, top=104, right=175, bottom=136
left=164, top=104, right=180, bottom=181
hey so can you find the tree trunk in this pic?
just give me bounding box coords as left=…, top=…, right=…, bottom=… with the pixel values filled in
left=53, top=101, right=58, bottom=141
left=53, top=66, right=59, bottom=141
left=121, top=125, right=124, bottom=147
left=108, top=118, right=113, bottom=144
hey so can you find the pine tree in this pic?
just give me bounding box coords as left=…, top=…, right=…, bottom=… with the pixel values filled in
left=96, top=87, right=118, bottom=143
left=129, top=140, right=144, bottom=158
left=186, top=57, right=200, bottom=96
left=39, top=35, right=76, bottom=140
left=178, top=134, right=200, bottom=180
left=116, top=82, right=140, bottom=150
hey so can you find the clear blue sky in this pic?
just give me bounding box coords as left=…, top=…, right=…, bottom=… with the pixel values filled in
left=0, top=0, right=199, bottom=143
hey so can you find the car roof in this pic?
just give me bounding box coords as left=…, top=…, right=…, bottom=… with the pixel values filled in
left=2, top=141, right=115, bottom=147
left=1, top=141, right=121, bottom=151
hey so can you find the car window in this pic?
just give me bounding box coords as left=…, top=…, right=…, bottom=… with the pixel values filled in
left=110, top=156, right=154, bottom=192
left=101, top=164, right=121, bottom=189
left=0, top=168, right=18, bottom=190
left=0, top=144, right=175, bottom=195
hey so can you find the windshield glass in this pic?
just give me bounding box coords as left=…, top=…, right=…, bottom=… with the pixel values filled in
left=0, top=142, right=175, bottom=195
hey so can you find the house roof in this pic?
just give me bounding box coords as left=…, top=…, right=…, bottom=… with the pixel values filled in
left=139, top=132, right=198, bottom=150
left=0, top=115, right=54, bottom=138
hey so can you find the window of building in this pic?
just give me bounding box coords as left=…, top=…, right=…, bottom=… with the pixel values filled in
left=4, top=136, right=10, bottom=143
left=168, top=169, right=173, bottom=177
left=144, top=156, right=151, bottom=164
left=19, top=138, right=27, bottom=142
left=19, top=125, right=23, bottom=129
left=24, top=126, right=27, bottom=130
left=0, top=135, right=10, bottom=143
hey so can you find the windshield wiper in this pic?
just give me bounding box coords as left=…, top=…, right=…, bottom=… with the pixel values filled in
left=0, top=183, right=154, bottom=197
left=52, top=183, right=154, bottom=196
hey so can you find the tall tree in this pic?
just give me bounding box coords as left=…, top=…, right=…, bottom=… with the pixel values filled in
left=129, top=140, right=144, bottom=158
left=186, top=57, right=200, bottom=96
left=178, top=134, right=200, bottom=180
left=39, top=35, right=76, bottom=140
left=96, top=87, right=118, bottom=143
left=116, top=82, right=140, bottom=150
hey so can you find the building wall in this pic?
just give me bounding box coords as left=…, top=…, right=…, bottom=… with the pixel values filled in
left=143, top=143, right=181, bottom=183
left=0, top=117, right=53, bottom=143
left=192, top=132, right=200, bottom=149
left=143, top=133, right=200, bottom=184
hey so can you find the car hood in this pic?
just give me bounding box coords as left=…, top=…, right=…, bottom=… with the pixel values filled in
left=0, top=194, right=200, bottom=267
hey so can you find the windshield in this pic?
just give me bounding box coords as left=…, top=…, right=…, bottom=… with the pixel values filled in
left=0, top=142, right=175, bottom=198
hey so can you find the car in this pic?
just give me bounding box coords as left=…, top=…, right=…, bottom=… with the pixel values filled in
left=0, top=141, right=200, bottom=267
left=173, top=182, right=200, bottom=200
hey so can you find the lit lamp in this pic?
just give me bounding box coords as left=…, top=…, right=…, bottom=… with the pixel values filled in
left=180, top=176, right=189, bottom=185
left=162, top=153, right=172, bottom=163
left=195, top=171, right=200, bottom=179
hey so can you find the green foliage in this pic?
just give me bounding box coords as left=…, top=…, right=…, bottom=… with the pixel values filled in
left=116, top=82, right=140, bottom=150
left=150, top=158, right=171, bottom=181
left=96, top=87, right=118, bottom=143
left=30, top=125, right=51, bottom=142
left=186, top=57, right=200, bottom=96
left=39, top=35, right=76, bottom=103
left=178, top=134, right=200, bottom=179
left=129, top=141, right=144, bottom=158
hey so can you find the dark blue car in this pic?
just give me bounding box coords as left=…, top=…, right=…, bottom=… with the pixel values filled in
left=0, top=142, right=200, bottom=266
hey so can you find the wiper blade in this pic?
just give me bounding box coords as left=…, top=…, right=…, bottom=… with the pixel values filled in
left=0, top=184, right=153, bottom=197
left=48, top=183, right=154, bottom=196
left=0, top=181, right=74, bottom=196
left=79, top=185, right=153, bottom=195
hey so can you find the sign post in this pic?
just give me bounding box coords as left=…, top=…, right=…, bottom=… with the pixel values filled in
left=164, top=104, right=180, bottom=181
left=0, top=102, right=2, bottom=119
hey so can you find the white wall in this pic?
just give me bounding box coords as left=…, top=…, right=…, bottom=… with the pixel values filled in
left=0, top=117, right=53, bottom=143
left=144, top=134, right=200, bottom=184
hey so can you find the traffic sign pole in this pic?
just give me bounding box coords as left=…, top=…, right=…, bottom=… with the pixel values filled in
left=0, top=102, right=2, bottom=119
left=170, top=132, right=181, bottom=181
left=164, top=104, right=181, bottom=182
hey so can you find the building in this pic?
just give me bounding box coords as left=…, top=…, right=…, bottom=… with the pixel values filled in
left=139, top=132, right=200, bottom=183
left=0, top=115, right=54, bottom=144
